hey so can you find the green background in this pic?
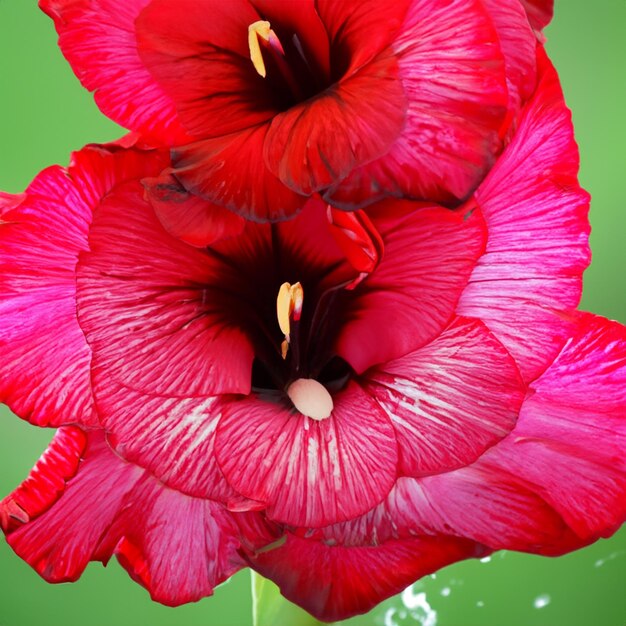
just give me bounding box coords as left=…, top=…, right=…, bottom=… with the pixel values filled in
left=1, top=1, right=625, bottom=624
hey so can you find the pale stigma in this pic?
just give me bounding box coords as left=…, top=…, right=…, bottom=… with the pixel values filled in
left=287, top=378, right=333, bottom=421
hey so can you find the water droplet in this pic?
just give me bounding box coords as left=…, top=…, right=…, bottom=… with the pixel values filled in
left=533, top=594, right=551, bottom=609
left=479, top=556, right=492, bottom=564
left=440, top=587, right=451, bottom=597
left=401, top=586, right=438, bottom=626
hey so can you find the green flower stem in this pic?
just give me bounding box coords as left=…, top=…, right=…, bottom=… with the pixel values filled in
left=251, top=571, right=329, bottom=626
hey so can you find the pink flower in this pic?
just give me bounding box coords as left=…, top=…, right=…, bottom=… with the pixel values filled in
left=2, top=54, right=624, bottom=621
left=41, top=0, right=549, bottom=239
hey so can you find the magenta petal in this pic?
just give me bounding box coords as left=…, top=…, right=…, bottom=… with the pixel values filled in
left=76, top=180, right=254, bottom=397
left=40, top=0, right=190, bottom=144
left=364, top=317, right=524, bottom=476
left=457, top=52, right=590, bottom=381
left=336, top=203, right=486, bottom=373
left=215, top=381, right=398, bottom=527
left=249, top=532, right=483, bottom=622
left=485, top=313, right=626, bottom=541
left=0, top=146, right=168, bottom=428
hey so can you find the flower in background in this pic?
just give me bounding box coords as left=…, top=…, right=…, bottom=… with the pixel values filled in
left=3, top=52, right=626, bottom=622
left=41, top=0, right=547, bottom=243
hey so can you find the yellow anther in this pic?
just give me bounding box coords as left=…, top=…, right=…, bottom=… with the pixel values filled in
left=248, top=20, right=281, bottom=78
left=276, top=281, right=303, bottom=358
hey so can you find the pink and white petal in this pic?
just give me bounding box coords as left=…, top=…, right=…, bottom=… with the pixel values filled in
left=336, top=204, right=486, bottom=373
left=136, top=0, right=277, bottom=138
left=315, top=0, right=410, bottom=74
left=1, top=427, right=86, bottom=534
left=4, top=433, right=143, bottom=583
left=0, top=146, right=168, bottom=428
left=485, top=313, right=626, bottom=541
left=96, top=475, right=247, bottom=606
left=249, top=532, right=483, bottom=622
left=265, top=53, right=406, bottom=196
left=40, top=0, right=190, bottom=144
left=481, top=0, right=537, bottom=115
left=364, top=318, right=524, bottom=477
left=326, top=0, right=508, bottom=208
left=171, top=126, right=307, bottom=221
left=144, top=172, right=245, bottom=247
left=76, top=181, right=254, bottom=397
left=215, top=382, right=398, bottom=527
left=95, top=378, right=243, bottom=504
left=520, top=0, right=554, bottom=33
left=457, top=52, right=590, bottom=381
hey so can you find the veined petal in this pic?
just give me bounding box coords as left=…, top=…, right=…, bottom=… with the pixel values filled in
left=457, top=51, right=590, bottom=381
left=40, top=0, right=190, bottom=143
left=265, top=52, right=406, bottom=196
left=76, top=180, right=255, bottom=398
left=171, top=126, right=307, bottom=222
left=484, top=313, right=626, bottom=541
left=3, top=431, right=269, bottom=605
left=0, top=145, right=168, bottom=428
left=249, top=532, right=483, bottom=622
left=336, top=203, right=486, bottom=373
left=326, top=0, right=509, bottom=208
left=364, top=318, right=524, bottom=476
left=215, top=382, right=398, bottom=527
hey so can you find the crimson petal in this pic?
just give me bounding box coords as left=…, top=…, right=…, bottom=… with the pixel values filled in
left=249, top=532, right=483, bottom=622
left=40, top=0, right=190, bottom=144
left=336, top=203, right=486, bottom=373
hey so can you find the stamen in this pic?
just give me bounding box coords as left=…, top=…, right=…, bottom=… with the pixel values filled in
left=248, top=20, right=284, bottom=78
left=276, top=281, right=303, bottom=359
left=287, top=378, right=333, bottom=421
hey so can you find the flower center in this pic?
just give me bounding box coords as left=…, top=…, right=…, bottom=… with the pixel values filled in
left=247, top=19, right=326, bottom=106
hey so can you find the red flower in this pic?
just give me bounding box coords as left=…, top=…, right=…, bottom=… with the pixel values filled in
left=41, top=0, right=549, bottom=238
left=3, top=55, right=623, bottom=621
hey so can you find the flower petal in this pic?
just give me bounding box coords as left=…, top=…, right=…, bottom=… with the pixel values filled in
left=326, top=0, right=509, bottom=207
left=363, top=317, right=524, bottom=476
left=76, top=180, right=255, bottom=397
left=136, top=0, right=276, bottom=138
left=457, top=52, right=590, bottom=381
left=264, top=52, right=406, bottom=196
left=520, top=0, right=554, bottom=33
left=336, top=203, right=486, bottom=373
left=3, top=431, right=265, bottom=605
left=484, top=313, right=626, bottom=541
left=0, top=427, right=86, bottom=534
left=249, top=532, right=483, bottom=622
left=144, top=172, right=246, bottom=247
left=0, top=146, right=168, bottom=427
left=171, top=126, right=307, bottom=221
left=215, top=381, right=398, bottom=527
left=40, top=0, right=190, bottom=143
